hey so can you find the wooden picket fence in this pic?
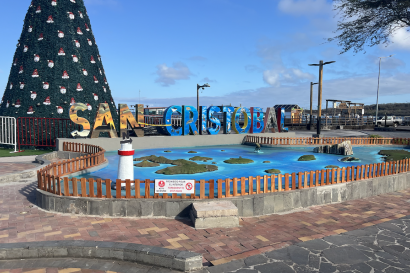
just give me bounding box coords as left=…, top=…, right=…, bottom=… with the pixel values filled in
left=37, top=138, right=410, bottom=199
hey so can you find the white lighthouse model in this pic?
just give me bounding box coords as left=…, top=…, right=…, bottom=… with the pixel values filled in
left=117, top=132, right=135, bottom=187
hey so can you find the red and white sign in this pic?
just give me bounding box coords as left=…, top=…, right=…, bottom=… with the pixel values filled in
left=155, top=179, right=195, bottom=194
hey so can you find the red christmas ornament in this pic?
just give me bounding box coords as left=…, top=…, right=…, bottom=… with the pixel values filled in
left=32, top=69, right=39, bottom=77
left=52, top=0, right=57, bottom=6
left=85, top=23, right=90, bottom=31
left=102, top=86, right=106, bottom=92
left=59, top=86, right=66, bottom=94
left=87, top=38, right=92, bottom=46
left=23, top=45, right=28, bottom=52
left=58, top=30, right=64, bottom=38
left=72, top=55, right=78, bottom=62
left=90, top=56, right=96, bottom=63
left=19, top=66, right=24, bottom=74
left=78, top=11, right=83, bottom=18
left=76, top=83, right=83, bottom=91
left=70, top=98, right=76, bottom=105
left=43, top=82, right=50, bottom=89
left=77, top=27, right=83, bottom=35
left=34, top=54, right=40, bottom=62
left=86, top=103, right=92, bottom=110
left=56, top=106, right=63, bottom=114
left=67, top=12, right=74, bottom=19
left=93, top=76, right=98, bottom=83
left=58, top=48, right=65, bottom=56
left=70, top=0, right=76, bottom=3
left=62, top=70, right=69, bottom=79
left=47, top=15, right=54, bottom=23
left=30, top=91, right=37, bottom=100
left=13, top=58, right=17, bottom=66
left=28, top=26, right=33, bottom=32
left=93, top=93, right=98, bottom=100
left=82, top=69, right=88, bottom=76
left=9, top=83, right=13, bottom=89
left=19, top=82, right=25, bottom=89
left=48, top=60, right=54, bottom=68
left=43, top=96, right=51, bottom=105
left=74, top=40, right=80, bottom=47
left=36, top=6, right=41, bottom=13
left=38, top=33, right=43, bottom=40
left=104, top=78, right=108, bottom=85
left=15, top=99, right=21, bottom=108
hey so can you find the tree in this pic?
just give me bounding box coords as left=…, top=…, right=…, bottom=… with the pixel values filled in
left=329, top=0, right=410, bottom=54
left=0, top=0, right=118, bottom=126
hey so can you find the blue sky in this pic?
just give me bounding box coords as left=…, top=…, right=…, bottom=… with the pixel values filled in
left=1, top=0, right=410, bottom=111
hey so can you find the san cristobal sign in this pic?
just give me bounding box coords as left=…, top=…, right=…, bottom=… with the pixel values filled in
left=69, top=103, right=287, bottom=138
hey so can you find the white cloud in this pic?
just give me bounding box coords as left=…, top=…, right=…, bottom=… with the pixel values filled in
left=292, top=68, right=315, bottom=80
left=278, top=0, right=332, bottom=16
left=263, top=70, right=280, bottom=86
left=381, top=27, right=410, bottom=51
left=155, top=62, right=193, bottom=86
left=201, top=77, right=217, bottom=83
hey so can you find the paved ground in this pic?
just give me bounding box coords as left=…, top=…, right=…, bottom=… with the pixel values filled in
left=0, top=130, right=409, bottom=272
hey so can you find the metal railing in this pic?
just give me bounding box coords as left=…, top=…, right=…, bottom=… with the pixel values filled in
left=0, top=116, right=17, bottom=152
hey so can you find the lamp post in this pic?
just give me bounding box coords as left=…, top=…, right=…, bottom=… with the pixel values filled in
left=309, top=82, right=318, bottom=130
left=375, top=55, right=394, bottom=124
left=197, top=83, right=210, bottom=112
left=308, top=60, right=335, bottom=136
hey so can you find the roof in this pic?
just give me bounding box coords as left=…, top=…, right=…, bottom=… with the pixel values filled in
left=273, top=105, right=301, bottom=110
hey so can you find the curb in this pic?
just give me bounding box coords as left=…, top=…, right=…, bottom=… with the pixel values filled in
left=0, top=240, right=203, bottom=272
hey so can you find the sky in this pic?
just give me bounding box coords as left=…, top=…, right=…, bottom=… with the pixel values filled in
left=1, top=0, right=410, bottom=111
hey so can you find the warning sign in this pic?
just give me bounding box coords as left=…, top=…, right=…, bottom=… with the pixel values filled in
left=155, top=179, right=195, bottom=194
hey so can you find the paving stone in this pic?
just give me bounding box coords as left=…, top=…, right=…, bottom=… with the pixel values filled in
left=324, top=235, right=357, bottom=246
left=243, top=254, right=268, bottom=266
left=288, top=245, right=309, bottom=265
left=323, top=246, right=370, bottom=265
left=319, top=262, right=337, bottom=273
left=297, top=239, right=330, bottom=251
left=254, top=262, right=294, bottom=273
left=350, top=262, right=372, bottom=273
left=265, top=247, right=291, bottom=261
left=208, top=259, right=245, bottom=273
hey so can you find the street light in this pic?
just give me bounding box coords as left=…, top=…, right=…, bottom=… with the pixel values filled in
left=309, top=82, right=318, bottom=130
left=375, top=55, right=394, bottom=123
left=308, top=60, right=335, bottom=135
left=197, top=83, right=210, bottom=112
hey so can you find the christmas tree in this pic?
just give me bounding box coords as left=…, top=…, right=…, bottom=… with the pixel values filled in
left=0, top=0, right=118, bottom=128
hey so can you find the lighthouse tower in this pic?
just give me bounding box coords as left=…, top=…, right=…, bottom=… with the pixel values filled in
left=117, top=132, right=135, bottom=187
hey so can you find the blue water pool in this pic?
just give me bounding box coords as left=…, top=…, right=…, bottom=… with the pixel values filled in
left=64, top=145, right=408, bottom=197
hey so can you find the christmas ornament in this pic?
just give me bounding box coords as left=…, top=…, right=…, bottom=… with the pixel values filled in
left=6, top=101, right=9, bottom=108
left=27, top=106, right=34, bottom=114
left=16, top=43, right=20, bottom=47
left=93, top=93, right=98, bottom=100
left=74, top=40, right=80, bottom=47
left=76, top=83, right=83, bottom=91
left=72, top=55, right=78, bottom=62
left=87, top=103, right=92, bottom=110
left=15, top=99, right=21, bottom=108
left=47, top=60, right=54, bottom=68
left=62, top=70, right=69, bottom=79
left=58, top=30, right=64, bottom=38
left=36, top=6, right=41, bottom=13
left=30, top=1, right=33, bottom=8
left=85, top=23, right=90, bottom=31
left=70, top=97, right=75, bottom=105
left=90, top=56, right=96, bottom=63
left=13, top=58, right=17, bottom=66
left=19, top=82, right=25, bottom=89
left=99, top=68, right=102, bottom=75
left=23, top=45, right=28, bottom=52
left=28, top=26, right=33, bottom=32
left=77, top=27, right=83, bottom=35
left=82, top=69, right=88, bottom=76
left=93, top=76, right=98, bottom=83
left=32, top=69, right=39, bottom=77
left=38, top=33, right=43, bottom=40
left=34, top=54, right=40, bottom=62
left=43, top=96, right=51, bottom=105
left=52, top=0, right=57, bottom=6
left=98, top=55, right=101, bottom=61
left=43, top=82, right=50, bottom=89
left=58, top=48, right=65, bottom=56
left=47, top=15, right=54, bottom=23
left=67, top=12, right=74, bottom=20
left=9, top=83, right=13, bottom=89
left=104, top=78, right=108, bottom=84
left=19, top=66, right=24, bottom=74
left=78, top=11, right=83, bottom=18
left=102, top=86, right=106, bottom=92
left=70, top=0, right=76, bottom=3
left=59, top=86, right=66, bottom=94
left=30, top=91, right=37, bottom=100
left=87, top=38, right=92, bottom=46
left=56, top=106, right=63, bottom=114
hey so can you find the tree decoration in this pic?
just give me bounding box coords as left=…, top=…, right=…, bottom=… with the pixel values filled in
left=19, top=66, right=24, bottom=74
left=43, top=96, right=51, bottom=105
left=6, top=101, right=9, bottom=108
left=87, top=103, right=92, bottom=110
left=15, top=99, right=21, bottom=108
left=30, top=91, right=37, bottom=100
left=0, top=0, right=118, bottom=127
left=70, top=0, right=76, bottom=3
left=62, top=70, right=69, bottom=79
left=56, top=106, right=63, bottom=114
left=70, top=98, right=76, bottom=105
left=27, top=106, right=34, bottom=114
left=32, top=69, right=39, bottom=77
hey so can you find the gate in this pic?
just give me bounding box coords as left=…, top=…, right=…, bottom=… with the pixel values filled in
left=0, top=116, right=17, bottom=152
left=17, top=117, right=81, bottom=150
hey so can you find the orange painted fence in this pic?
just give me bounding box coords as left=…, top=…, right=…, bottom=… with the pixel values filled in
left=244, top=135, right=410, bottom=146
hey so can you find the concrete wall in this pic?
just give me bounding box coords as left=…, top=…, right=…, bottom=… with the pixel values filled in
left=37, top=172, right=410, bottom=218
left=56, top=132, right=295, bottom=152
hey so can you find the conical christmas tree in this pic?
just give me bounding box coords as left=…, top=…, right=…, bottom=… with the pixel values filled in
left=0, top=0, right=118, bottom=127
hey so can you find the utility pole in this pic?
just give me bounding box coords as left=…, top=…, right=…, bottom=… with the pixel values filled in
left=375, top=55, right=394, bottom=123
left=309, top=82, right=318, bottom=130
left=308, top=60, right=335, bottom=136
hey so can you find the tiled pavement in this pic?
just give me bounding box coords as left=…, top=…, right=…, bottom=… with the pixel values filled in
left=1, top=179, right=410, bottom=269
